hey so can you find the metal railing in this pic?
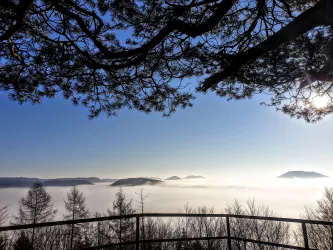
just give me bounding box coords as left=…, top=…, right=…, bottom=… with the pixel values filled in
left=1, top=213, right=331, bottom=249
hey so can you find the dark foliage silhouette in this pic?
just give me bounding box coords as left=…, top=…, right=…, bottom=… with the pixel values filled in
left=111, top=178, right=162, bottom=186
left=13, top=232, right=33, bottom=250
left=1, top=0, right=333, bottom=121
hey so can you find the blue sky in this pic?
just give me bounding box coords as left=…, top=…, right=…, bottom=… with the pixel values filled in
left=1, top=90, right=333, bottom=179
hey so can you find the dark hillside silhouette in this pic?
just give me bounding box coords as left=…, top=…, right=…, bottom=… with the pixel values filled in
left=149, top=177, right=162, bottom=180
left=55, top=177, right=101, bottom=183
left=0, top=177, right=116, bottom=188
left=1, top=0, right=333, bottom=121
left=42, top=179, right=94, bottom=187
left=111, top=178, right=163, bottom=186
left=54, top=177, right=118, bottom=183
left=0, top=178, right=39, bottom=188
left=100, top=178, right=118, bottom=182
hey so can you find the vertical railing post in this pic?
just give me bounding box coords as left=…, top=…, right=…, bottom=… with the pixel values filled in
left=70, top=223, right=74, bottom=250
left=330, top=226, right=333, bottom=249
left=136, top=215, right=140, bottom=250
left=302, top=222, right=309, bottom=250
left=97, top=221, right=100, bottom=247
left=32, top=226, right=35, bottom=250
left=226, top=216, right=232, bottom=250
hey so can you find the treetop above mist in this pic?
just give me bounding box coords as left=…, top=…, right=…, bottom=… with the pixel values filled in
left=1, top=0, right=333, bottom=122
left=277, top=171, right=328, bottom=179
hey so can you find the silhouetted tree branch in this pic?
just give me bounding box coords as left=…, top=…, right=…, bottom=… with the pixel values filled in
left=1, top=0, right=333, bottom=121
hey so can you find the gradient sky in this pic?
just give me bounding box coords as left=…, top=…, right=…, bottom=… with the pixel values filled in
left=1, top=88, right=333, bottom=179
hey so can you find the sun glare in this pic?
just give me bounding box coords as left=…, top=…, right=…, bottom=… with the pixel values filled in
left=311, top=95, right=331, bottom=109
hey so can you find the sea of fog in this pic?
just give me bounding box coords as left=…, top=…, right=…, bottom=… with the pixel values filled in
left=0, top=176, right=331, bottom=224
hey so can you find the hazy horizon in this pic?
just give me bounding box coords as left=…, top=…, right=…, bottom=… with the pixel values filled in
left=0, top=167, right=331, bottom=181
left=0, top=176, right=331, bottom=223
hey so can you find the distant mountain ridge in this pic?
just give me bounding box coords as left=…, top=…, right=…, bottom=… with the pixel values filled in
left=43, top=179, right=94, bottom=187
left=0, top=176, right=118, bottom=188
left=0, top=177, right=39, bottom=188
left=164, top=175, right=205, bottom=180
left=183, top=175, right=205, bottom=179
left=54, top=177, right=101, bottom=183
left=111, top=178, right=163, bottom=186
left=0, top=175, right=206, bottom=188
left=165, top=176, right=181, bottom=180
left=277, top=171, right=328, bottom=179
left=53, top=177, right=118, bottom=183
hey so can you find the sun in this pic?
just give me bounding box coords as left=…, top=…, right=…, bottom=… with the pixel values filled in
left=311, top=95, right=331, bottom=109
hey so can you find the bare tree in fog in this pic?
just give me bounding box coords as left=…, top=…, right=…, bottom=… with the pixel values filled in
left=14, top=182, right=57, bottom=224
left=138, top=200, right=291, bottom=250
left=141, top=217, right=174, bottom=250
left=295, top=187, right=333, bottom=249
left=135, top=188, right=149, bottom=249
left=13, top=182, right=57, bottom=250
left=135, top=189, right=149, bottom=215
left=175, top=205, right=225, bottom=250
left=63, top=186, right=90, bottom=249
left=106, top=188, right=135, bottom=249
left=64, top=186, right=90, bottom=221
left=225, top=200, right=290, bottom=250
